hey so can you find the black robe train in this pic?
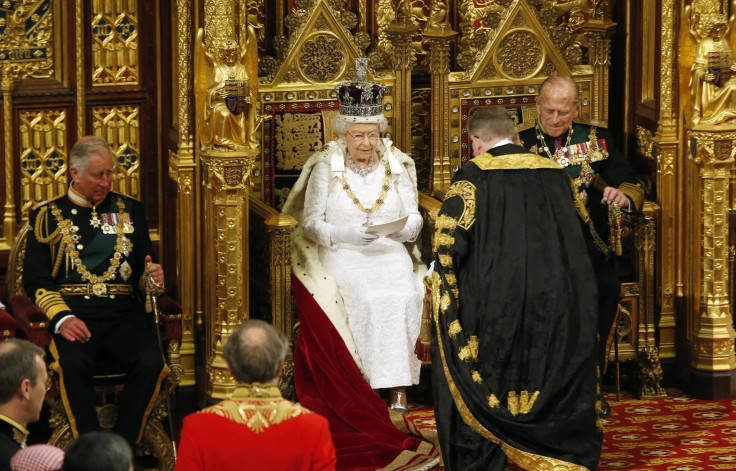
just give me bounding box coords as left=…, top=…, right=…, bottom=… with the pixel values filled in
left=431, top=144, right=602, bottom=471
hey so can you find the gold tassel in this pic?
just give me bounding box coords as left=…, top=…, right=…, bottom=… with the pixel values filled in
left=608, top=201, right=623, bottom=256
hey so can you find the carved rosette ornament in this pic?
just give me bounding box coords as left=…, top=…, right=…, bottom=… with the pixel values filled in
left=297, top=34, right=345, bottom=83
left=687, top=129, right=736, bottom=373
left=496, top=30, right=544, bottom=79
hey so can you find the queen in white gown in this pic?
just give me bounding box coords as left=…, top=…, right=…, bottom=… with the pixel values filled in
left=283, top=84, right=424, bottom=413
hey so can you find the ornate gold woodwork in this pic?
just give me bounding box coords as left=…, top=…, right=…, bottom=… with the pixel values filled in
left=426, top=26, right=457, bottom=191
left=76, top=0, right=85, bottom=132
left=18, top=109, right=68, bottom=216
left=169, top=0, right=197, bottom=387
left=2, top=67, right=17, bottom=247
left=204, top=0, right=236, bottom=47
left=686, top=128, right=736, bottom=372
left=91, top=0, right=139, bottom=86
left=92, top=105, right=141, bottom=198
left=0, top=0, right=55, bottom=79
left=385, top=19, right=418, bottom=152
left=249, top=199, right=297, bottom=350
left=201, top=149, right=257, bottom=399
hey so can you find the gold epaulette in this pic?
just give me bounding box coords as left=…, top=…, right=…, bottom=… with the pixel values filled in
left=31, top=194, right=64, bottom=212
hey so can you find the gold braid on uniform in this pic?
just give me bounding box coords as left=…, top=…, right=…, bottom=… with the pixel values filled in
left=569, top=179, right=610, bottom=256
left=33, top=206, right=65, bottom=279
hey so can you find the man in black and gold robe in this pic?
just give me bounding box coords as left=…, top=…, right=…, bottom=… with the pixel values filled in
left=431, top=107, right=602, bottom=470
left=22, top=136, right=168, bottom=450
left=519, top=76, right=645, bottom=416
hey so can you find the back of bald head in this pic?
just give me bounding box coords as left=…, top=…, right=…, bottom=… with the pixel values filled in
left=223, top=319, right=288, bottom=384
left=538, top=75, right=580, bottom=105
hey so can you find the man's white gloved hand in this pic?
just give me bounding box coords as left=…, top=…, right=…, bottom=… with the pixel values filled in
left=331, top=226, right=379, bottom=246
left=387, top=226, right=415, bottom=243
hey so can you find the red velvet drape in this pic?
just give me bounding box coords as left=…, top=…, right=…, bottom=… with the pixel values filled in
left=292, top=275, right=437, bottom=471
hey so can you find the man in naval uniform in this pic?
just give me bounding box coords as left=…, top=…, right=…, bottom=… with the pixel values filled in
left=0, top=339, right=47, bottom=471
left=176, top=320, right=336, bottom=470
left=519, top=75, right=646, bottom=417
left=22, top=136, right=168, bottom=450
left=432, top=107, right=601, bottom=470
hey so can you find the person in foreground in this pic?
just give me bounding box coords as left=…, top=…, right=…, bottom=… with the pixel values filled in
left=60, top=432, right=132, bottom=471
left=282, top=59, right=438, bottom=470
left=10, top=444, right=64, bottom=471
left=431, top=106, right=602, bottom=470
left=0, top=339, right=47, bottom=471
left=519, top=75, right=645, bottom=417
left=22, top=136, right=169, bottom=449
left=176, top=320, right=336, bottom=471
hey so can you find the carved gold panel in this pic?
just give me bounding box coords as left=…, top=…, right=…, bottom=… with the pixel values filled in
left=0, top=0, right=55, bottom=79
left=18, top=109, right=68, bottom=216
left=92, top=105, right=140, bottom=198
left=91, top=0, right=139, bottom=86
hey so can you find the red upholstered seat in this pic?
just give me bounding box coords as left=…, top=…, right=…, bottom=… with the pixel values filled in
left=0, top=308, right=17, bottom=342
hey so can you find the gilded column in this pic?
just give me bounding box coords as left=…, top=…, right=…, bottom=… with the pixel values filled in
left=264, top=214, right=298, bottom=355
left=75, top=0, right=85, bottom=133
left=687, top=129, right=736, bottom=382
left=198, top=0, right=259, bottom=399
left=425, top=26, right=458, bottom=192
left=169, top=0, right=198, bottom=386
left=384, top=21, right=417, bottom=152
left=585, top=20, right=615, bottom=123
left=2, top=66, right=17, bottom=245
left=201, top=150, right=257, bottom=399
left=652, top=0, right=678, bottom=361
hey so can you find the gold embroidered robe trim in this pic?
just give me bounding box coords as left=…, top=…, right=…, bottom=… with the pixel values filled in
left=448, top=319, right=462, bottom=339
left=470, top=153, right=565, bottom=171
left=458, top=335, right=479, bottom=362
left=432, top=306, right=590, bottom=471
left=507, top=390, right=540, bottom=416
left=443, top=180, right=476, bottom=230
left=198, top=383, right=309, bottom=435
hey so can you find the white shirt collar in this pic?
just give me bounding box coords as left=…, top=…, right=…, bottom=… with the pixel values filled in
left=491, top=138, right=514, bottom=149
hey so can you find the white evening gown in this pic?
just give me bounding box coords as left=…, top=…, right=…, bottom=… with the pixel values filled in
left=302, top=159, right=423, bottom=389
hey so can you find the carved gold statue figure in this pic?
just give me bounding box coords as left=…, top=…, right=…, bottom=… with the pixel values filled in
left=690, top=13, right=736, bottom=126
left=195, top=27, right=259, bottom=151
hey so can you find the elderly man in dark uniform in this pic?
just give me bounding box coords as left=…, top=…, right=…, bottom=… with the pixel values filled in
left=432, top=106, right=602, bottom=470
left=519, top=75, right=646, bottom=417
left=23, top=136, right=168, bottom=449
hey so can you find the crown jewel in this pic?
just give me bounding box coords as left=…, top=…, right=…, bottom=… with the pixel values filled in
left=337, top=58, right=385, bottom=117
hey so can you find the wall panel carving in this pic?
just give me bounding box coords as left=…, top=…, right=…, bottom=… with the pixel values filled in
left=18, top=110, right=68, bottom=216
left=0, top=0, right=55, bottom=79
left=92, top=105, right=141, bottom=198
left=91, top=0, right=139, bottom=86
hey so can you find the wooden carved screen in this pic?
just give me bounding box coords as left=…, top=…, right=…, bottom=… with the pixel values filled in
left=0, top=0, right=172, bottom=285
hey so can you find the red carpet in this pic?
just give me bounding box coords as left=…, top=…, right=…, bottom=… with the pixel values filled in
left=405, top=389, right=736, bottom=470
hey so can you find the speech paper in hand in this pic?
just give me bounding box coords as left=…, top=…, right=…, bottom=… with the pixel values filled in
left=365, top=215, right=409, bottom=237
